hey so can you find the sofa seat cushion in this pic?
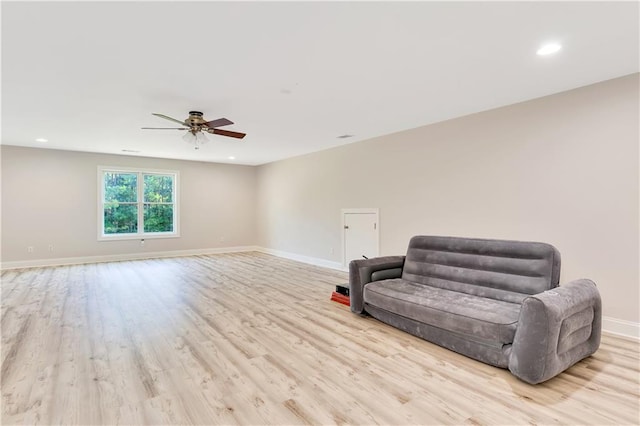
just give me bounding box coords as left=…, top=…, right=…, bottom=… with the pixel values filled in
left=364, top=279, right=521, bottom=344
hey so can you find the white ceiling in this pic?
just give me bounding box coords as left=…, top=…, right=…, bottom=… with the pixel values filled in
left=2, top=2, right=638, bottom=166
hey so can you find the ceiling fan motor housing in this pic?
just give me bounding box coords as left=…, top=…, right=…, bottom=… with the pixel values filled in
left=187, top=111, right=206, bottom=126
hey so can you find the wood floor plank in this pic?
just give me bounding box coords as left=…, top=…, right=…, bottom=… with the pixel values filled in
left=1, top=252, right=639, bottom=425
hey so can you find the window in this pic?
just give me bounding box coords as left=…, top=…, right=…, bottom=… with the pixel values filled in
left=98, top=166, right=179, bottom=240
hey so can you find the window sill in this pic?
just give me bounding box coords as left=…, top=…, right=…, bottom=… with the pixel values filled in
left=98, top=233, right=180, bottom=242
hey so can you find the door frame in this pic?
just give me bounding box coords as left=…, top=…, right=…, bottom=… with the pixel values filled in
left=341, top=208, right=379, bottom=268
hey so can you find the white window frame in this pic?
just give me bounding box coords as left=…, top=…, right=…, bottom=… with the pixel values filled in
left=98, top=166, right=180, bottom=241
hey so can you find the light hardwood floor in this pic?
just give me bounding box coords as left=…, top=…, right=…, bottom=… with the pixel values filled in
left=1, top=252, right=639, bottom=425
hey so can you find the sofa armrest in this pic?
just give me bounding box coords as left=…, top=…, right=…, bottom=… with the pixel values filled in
left=509, top=279, right=601, bottom=384
left=349, top=256, right=405, bottom=314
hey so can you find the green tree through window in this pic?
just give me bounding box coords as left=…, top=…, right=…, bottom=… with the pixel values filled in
left=143, top=174, right=174, bottom=233
left=100, top=168, right=178, bottom=238
left=104, top=173, right=138, bottom=234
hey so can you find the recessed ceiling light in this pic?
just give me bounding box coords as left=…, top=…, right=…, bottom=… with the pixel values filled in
left=337, top=134, right=354, bottom=139
left=122, top=149, right=140, bottom=153
left=228, top=156, right=236, bottom=160
left=537, top=43, right=562, bottom=56
left=35, top=138, right=48, bottom=142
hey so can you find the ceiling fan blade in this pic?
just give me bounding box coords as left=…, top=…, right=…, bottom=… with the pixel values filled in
left=211, top=128, right=246, bottom=139
left=152, top=113, right=188, bottom=126
left=204, top=118, right=234, bottom=128
left=141, top=127, right=189, bottom=130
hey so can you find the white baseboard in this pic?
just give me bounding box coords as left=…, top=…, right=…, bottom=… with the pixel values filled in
left=5, top=247, right=637, bottom=340
left=0, top=246, right=260, bottom=270
left=256, top=247, right=345, bottom=271
left=603, top=316, right=640, bottom=340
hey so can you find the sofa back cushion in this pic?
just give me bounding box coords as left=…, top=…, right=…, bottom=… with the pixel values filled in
left=402, top=236, right=561, bottom=304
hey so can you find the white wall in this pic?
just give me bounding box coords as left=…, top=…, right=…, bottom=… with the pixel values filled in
left=256, top=74, right=639, bottom=324
left=1, top=147, right=257, bottom=262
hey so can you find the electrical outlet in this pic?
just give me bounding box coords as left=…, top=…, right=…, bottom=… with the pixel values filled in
left=48, top=244, right=54, bottom=252
left=140, top=239, right=145, bottom=247
left=330, top=247, right=334, bottom=254
left=220, top=236, right=225, bottom=243
left=27, top=246, right=34, bottom=253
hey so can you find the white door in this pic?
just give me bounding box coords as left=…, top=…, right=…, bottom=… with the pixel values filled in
left=343, top=210, right=379, bottom=267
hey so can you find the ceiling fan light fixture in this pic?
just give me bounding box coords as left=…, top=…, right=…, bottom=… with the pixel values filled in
left=183, top=130, right=209, bottom=149
left=182, top=131, right=196, bottom=144
left=196, top=131, right=209, bottom=144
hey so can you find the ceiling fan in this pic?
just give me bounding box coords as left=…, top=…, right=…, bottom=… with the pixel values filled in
left=142, top=111, right=246, bottom=149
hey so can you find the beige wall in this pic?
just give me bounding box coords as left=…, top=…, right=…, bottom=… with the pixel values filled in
left=1, top=147, right=257, bottom=261
left=256, top=74, right=639, bottom=323
left=1, top=75, right=637, bottom=324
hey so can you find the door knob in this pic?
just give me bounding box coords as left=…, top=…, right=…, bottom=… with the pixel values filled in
left=344, top=225, right=349, bottom=229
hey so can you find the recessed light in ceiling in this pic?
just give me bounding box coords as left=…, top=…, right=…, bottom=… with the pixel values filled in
left=228, top=156, right=236, bottom=160
left=537, top=43, right=562, bottom=56
left=337, top=134, right=354, bottom=139
left=35, top=138, right=48, bottom=142
left=122, top=149, right=140, bottom=153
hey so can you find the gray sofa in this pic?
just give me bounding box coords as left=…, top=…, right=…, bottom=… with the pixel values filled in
left=349, top=235, right=601, bottom=384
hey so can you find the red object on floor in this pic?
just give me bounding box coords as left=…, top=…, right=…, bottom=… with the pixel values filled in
left=330, top=291, right=350, bottom=306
